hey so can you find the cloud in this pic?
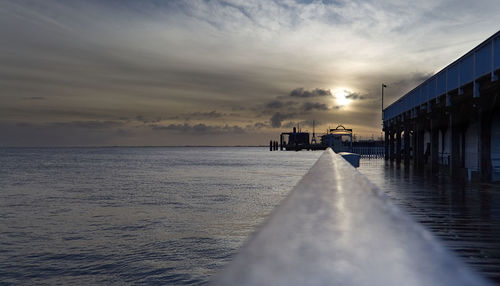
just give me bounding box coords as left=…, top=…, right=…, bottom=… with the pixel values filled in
left=290, top=88, right=332, bottom=98
left=254, top=122, right=267, bottom=129
left=184, top=111, right=225, bottom=119
left=2, top=0, right=500, bottom=146
left=270, top=112, right=294, bottom=128
left=50, top=120, right=124, bottom=129
left=384, top=72, right=434, bottom=103
left=135, top=115, right=161, bottom=123
left=344, top=91, right=365, bottom=100
left=301, top=102, right=328, bottom=111
left=151, top=123, right=245, bottom=134
left=264, top=93, right=330, bottom=128
left=389, top=72, right=433, bottom=90
left=266, top=100, right=296, bottom=109
left=24, top=96, right=45, bottom=100
left=280, top=119, right=319, bottom=129
left=0, top=121, right=131, bottom=146
left=281, top=121, right=296, bottom=129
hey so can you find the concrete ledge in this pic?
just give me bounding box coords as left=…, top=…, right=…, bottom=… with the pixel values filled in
left=212, top=149, right=491, bottom=286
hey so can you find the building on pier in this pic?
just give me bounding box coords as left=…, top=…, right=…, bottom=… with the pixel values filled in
left=320, top=125, right=353, bottom=153
left=383, top=30, right=500, bottom=181
left=280, top=127, right=310, bottom=151
left=277, top=125, right=384, bottom=155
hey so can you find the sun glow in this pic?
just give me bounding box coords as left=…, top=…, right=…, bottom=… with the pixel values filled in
left=333, top=88, right=352, bottom=107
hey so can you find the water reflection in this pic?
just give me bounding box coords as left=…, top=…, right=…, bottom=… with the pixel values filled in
left=358, top=159, right=500, bottom=283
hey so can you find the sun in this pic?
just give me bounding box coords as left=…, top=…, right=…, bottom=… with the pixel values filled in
left=333, top=88, right=352, bottom=107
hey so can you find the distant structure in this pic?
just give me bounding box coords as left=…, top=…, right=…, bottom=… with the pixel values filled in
left=383, top=30, right=500, bottom=181
left=272, top=124, right=382, bottom=157
left=319, top=125, right=353, bottom=153
left=311, top=120, right=317, bottom=144
left=279, top=127, right=310, bottom=151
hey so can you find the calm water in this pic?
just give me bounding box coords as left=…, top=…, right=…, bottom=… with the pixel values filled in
left=358, top=159, right=500, bottom=283
left=0, top=147, right=321, bottom=285
left=2, top=148, right=500, bottom=285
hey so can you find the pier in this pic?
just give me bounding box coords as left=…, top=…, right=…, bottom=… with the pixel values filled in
left=273, top=125, right=384, bottom=156
left=383, top=30, right=500, bottom=181
left=234, top=31, right=500, bottom=286
left=213, top=149, right=491, bottom=286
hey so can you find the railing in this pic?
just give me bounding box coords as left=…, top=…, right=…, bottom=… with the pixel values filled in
left=212, top=149, right=491, bottom=286
left=353, top=146, right=385, bottom=157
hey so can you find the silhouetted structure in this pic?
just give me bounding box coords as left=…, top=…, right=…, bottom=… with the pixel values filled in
left=383, top=30, right=500, bottom=181
left=280, top=127, right=310, bottom=151
left=319, top=125, right=353, bottom=152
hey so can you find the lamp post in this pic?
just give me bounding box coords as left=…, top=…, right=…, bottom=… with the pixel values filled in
left=382, top=83, right=388, bottom=160
left=381, top=83, right=387, bottom=120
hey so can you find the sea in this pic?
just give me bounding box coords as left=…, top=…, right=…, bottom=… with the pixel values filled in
left=1, top=147, right=500, bottom=285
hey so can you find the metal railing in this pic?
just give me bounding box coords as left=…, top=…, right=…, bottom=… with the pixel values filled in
left=212, top=149, right=491, bottom=286
left=353, top=146, right=385, bottom=157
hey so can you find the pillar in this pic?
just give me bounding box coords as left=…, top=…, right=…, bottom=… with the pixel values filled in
left=480, top=111, right=492, bottom=181
left=384, top=129, right=389, bottom=160
left=389, top=128, right=395, bottom=161
left=414, top=120, right=425, bottom=168
left=396, top=125, right=402, bottom=164
left=404, top=123, right=411, bottom=165
left=450, top=112, right=462, bottom=177
left=430, top=118, right=439, bottom=173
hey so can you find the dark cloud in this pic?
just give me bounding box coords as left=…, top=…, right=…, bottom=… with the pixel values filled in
left=254, top=122, right=266, bottom=129
left=344, top=91, right=365, bottom=100
left=281, top=121, right=296, bottom=129
left=280, top=120, right=319, bottom=130
left=185, top=111, right=225, bottom=119
left=264, top=97, right=329, bottom=114
left=266, top=100, right=295, bottom=109
left=270, top=112, right=294, bottom=128
left=301, top=102, right=328, bottom=111
left=164, top=111, right=226, bottom=121
left=265, top=99, right=328, bottom=128
left=135, top=115, right=161, bottom=123
left=290, top=88, right=332, bottom=98
left=151, top=123, right=245, bottom=134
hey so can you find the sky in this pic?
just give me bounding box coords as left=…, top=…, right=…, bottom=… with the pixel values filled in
left=1, top=0, right=499, bottom=146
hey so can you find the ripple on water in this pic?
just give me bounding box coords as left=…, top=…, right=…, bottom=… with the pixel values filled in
left=0, top=147, right=321, bottom=285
